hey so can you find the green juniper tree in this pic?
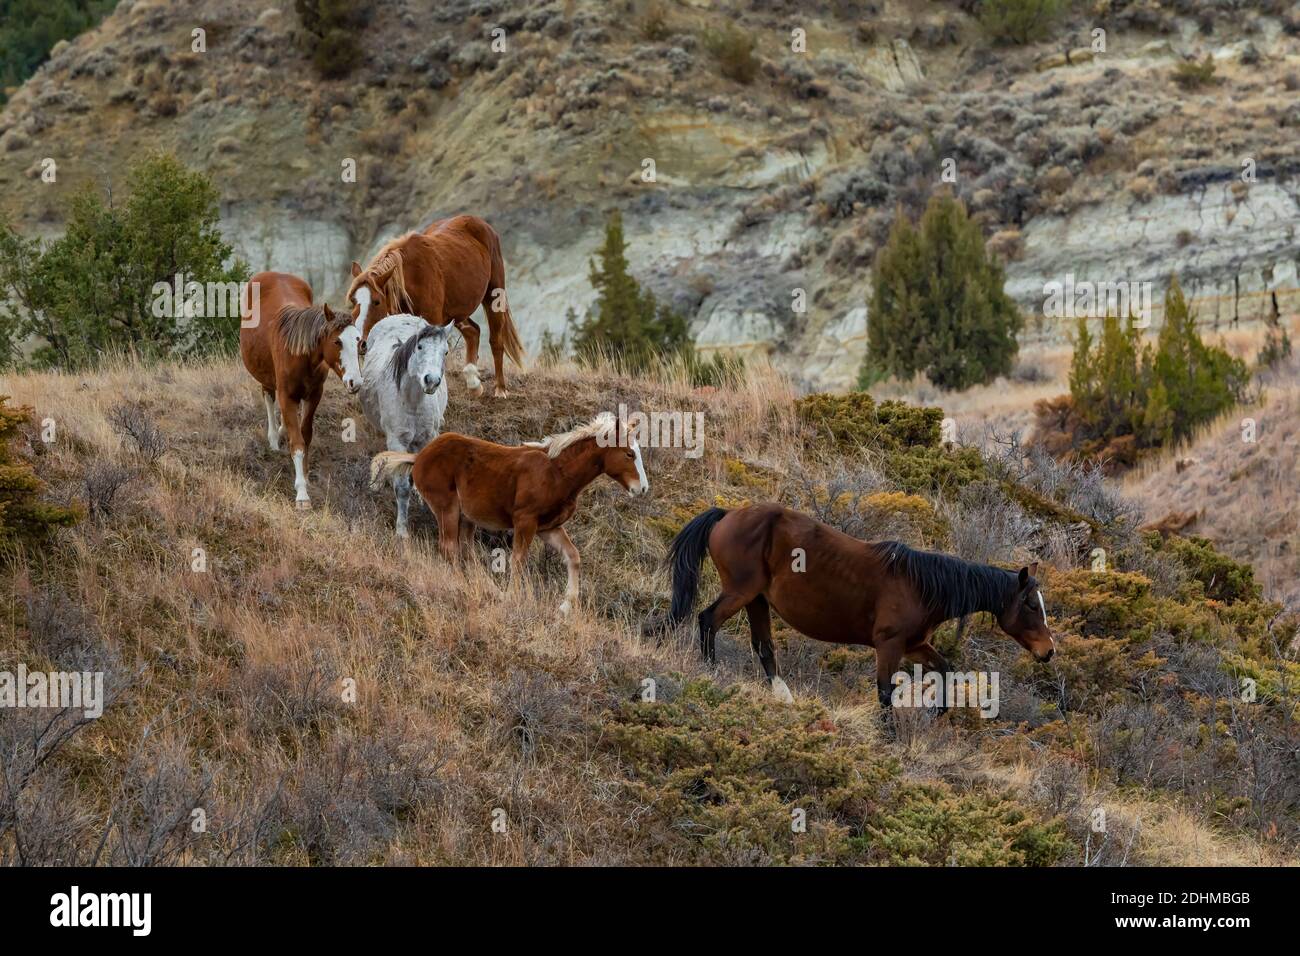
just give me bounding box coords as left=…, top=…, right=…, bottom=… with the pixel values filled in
left=0, top=0, right=115, bottom=104
left=573, top=210, right=690, bottom=374
left=0, top=153, right=247, bottom=370
left=862, top=194, right=1022, bottom=391
left=1062, top=277, right=1249, bottom=454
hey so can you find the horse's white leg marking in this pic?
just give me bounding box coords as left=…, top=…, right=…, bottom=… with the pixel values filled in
left=542, top=529, right=580, bottom=615
left=770, top=676, right=794, bottom=704
left=462, top=362, right=483, bottom=396
left=292, top=449, right=310, bottom=508
left=559, top=546, right=578, bottom=615
left=263, top=392, right=280, bottom=451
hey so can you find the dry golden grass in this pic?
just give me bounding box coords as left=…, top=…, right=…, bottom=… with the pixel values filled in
left=1, top=352, right=1291, bottom=865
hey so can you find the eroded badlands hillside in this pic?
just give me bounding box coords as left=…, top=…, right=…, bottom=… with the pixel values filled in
left=2, top=0, right=1299, bottom=387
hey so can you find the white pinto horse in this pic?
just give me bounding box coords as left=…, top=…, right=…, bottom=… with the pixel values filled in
left=358, top=314, right=451, bottom=537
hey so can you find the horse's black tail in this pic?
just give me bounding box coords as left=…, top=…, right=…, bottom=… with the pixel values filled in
left=667, top=507, right=728, bottom=625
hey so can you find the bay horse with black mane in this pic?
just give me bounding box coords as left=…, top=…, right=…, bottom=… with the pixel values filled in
left=368, top=412, right=649, bottom=614
left=666, top=503, right=1055, bottom=710
left=240, top=271, right=362, bottom=509
left=346, top=214, right=525, bottom=398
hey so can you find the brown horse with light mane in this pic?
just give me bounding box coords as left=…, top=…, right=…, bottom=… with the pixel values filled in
left=346, top=215, right=525, bottom=398
left=239, top=271, right=362, bottom=509
left=666, top=503, right=1055, bottom=709
left=368, top=413, right=649, bottom=614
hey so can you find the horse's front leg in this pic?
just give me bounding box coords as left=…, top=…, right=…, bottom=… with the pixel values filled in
left=299, top=382, right=323, bottom=455
left=454, top=316, right=484, bottom=397
left=540, top=528, right=580, bottom=616
left=909, top=639, right=952, bottom=714
left=393, top=472, right=413, bottom=539
left=509, top=516, right=537, bottom=598
left=261, top=388, right=282, bottom=451
left=384, top=435, right=415, bottom=538
left=276, top=390, right=310, bottom=509
left=873, top=630, right=907, bottom=730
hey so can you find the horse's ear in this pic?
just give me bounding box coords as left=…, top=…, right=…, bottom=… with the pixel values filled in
left=1027, top=560, right=1039, bottom=579
left=1018, top=567, right=1030, bottom=590
left=351, top=260, right=362, bottom=278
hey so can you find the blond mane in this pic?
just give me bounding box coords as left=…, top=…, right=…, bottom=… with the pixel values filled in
left=348, top=232, right=420, bottom=316
left=524, top=412, right=617, bottom=458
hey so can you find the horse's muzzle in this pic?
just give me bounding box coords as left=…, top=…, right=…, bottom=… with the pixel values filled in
left=1035, top=647, right=1055, bottom=663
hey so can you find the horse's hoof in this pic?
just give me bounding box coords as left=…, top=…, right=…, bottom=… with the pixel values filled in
left=493, top=387, right=510, bottom=399
left=396, top=528, right=410, bottom=540
left=770, top=677, right=794, bottom=704
left=468, top=384, right=485, bottom=398
left=295, top=499, right=311, bottom=511
left=559, top=600, right=572, bottom=616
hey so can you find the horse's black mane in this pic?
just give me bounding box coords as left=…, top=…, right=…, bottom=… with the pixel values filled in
left=870, top=541, right=1017, bottom=620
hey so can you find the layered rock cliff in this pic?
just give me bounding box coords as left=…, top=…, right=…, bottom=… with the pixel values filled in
left=2, top=0, right=1298, bottom=388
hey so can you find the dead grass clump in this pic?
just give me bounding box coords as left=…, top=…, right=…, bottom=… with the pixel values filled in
left=701, top=24, right=759, bottom=85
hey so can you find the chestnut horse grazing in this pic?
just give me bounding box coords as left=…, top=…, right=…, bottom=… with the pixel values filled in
left=666, top=503, right=1055, bottom=709
left=240, top=272, right=362, bottom=508
left=368, top=412, right=649, bottom=614
left=346, top=215, right=525, bottom=398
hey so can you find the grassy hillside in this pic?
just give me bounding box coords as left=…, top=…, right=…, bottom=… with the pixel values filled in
left=1128, top=348, right=1300, bottom=608
left=1, top=353, right=1295, bottom=865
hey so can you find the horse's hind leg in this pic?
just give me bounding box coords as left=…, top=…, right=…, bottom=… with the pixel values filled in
left=482, top=291, right=509, bottom=398
left=434, top=502, right=461, bottom=563
left=745, top=596, right=791, bottom=702
left=262, top=389, right=282, bottom=451
left=453, top=316, right=484, bottom=397
left=698, top=592, right=749, bottom=665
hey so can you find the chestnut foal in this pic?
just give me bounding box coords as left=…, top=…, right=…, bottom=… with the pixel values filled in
left=368, top=412, right=649, bottom=613
left=239, top=271, right=362, bottom=509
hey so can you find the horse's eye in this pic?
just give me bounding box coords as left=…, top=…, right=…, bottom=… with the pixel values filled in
left=335, top=338, right=342, bottom=347
left=626, top=450, right=635, bottom=459
left=358, top=341, right=367, bottom=355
